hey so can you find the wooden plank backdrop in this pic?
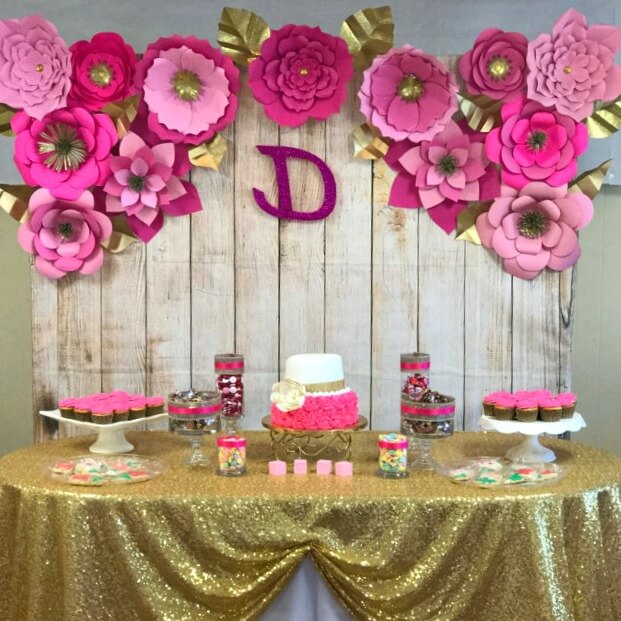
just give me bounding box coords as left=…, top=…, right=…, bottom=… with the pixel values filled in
left=32, top=60, right=574, bottom=441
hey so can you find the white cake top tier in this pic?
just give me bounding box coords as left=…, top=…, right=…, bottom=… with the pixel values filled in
left=285, top=353, right=344, bottom=385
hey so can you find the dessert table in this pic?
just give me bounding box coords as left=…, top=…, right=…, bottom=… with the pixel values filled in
left=0, top=431, right=620, bottom=621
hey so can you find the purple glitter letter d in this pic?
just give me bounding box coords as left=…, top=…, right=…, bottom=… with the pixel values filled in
left=253, top=145, right=337, bottom=221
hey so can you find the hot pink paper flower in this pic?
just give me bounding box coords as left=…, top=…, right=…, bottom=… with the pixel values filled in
left=385, top=121, right=500, bottom=233
left=68, top=32, right=137, bottom=110
left=12, top=107, right=117, bottom=200
left=459, top=28, right=528, bottom=101
left=476, top=182, right=593, bottom=280
left=104, top=131, right=201, bottom=242
left=359, top=45, right=457, bottom=142
left=486, top=98, right=588, bottom=190
left=527, top=9, right=621, bottom=121
left=248, top=24, right=353, bottom=127
left=135, top=36, right=239, bottom=145
left=17, top=188, right=112, bottom=279
left=0, top=15, right=71, bottom=120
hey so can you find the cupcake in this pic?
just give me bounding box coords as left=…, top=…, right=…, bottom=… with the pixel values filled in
left=58, top=398, right=76, bottom=420
left=112, top=402, right=129, bottom=423
left=92, top=407, right=114, bottom=425
left=515, top=399, right=539, bottom=422
left=539, top=397, right=562, bottom=422
left=146, top=396, right=165, bottom=417
left=73, top=399, right=92, bottom=422
left=494, top=396, right=516, bottom=420
left=557, top=393, right=577, bottom=419
left=128, top=397, right=147, bottom=420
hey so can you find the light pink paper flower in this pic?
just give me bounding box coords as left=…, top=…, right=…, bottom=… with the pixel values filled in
left=0, top=15, right=71, bottom=119
left=12, top=107, right=117, bottom=200
left=248, top=24, right=353, bottom=127
left=17, top=188, right=112, bottom=279
left=476, top=182, right=593, bottom=280
left=386, top=121, right=500, bottom=233
left=104, top=131, right=201, bottom=242
left=486, top=98, right=588, bottom=190
left=527, top=9, right=621, bottom=121
left=359, top=45, right=457, bottom=142
left=135, top=36, right=239, bottom=145
left=68, top=32, right=137, bottom=110
left=459, top=28, right=528, bottom=101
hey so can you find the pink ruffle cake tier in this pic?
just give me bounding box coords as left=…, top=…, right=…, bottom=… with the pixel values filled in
left=270, top=390, right=359, bottom=430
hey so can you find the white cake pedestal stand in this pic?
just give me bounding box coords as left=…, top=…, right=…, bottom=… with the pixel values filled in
left=478, top=412, right=586, bottom=463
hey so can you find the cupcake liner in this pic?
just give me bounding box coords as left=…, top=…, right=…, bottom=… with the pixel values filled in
left=113, top=411, right=129, bottom=423
left=128, top=408, right=146, bottom=421
left=541, top=408, right=561, bottom=422
left=92, top=414, right=113, bottom=425
left=493, top=406, right=514, bottom=420
left=560, top=404, right=576, bottom=419
left=482, top=403, right=495, bottom=416
left=515, top=408, right=538, bottom=422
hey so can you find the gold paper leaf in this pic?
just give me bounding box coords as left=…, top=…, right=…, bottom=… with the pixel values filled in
left=455, top=201, right=492, bottom=244
left=0, top=103, right=16, bottom=137
left=341, top=6, right=394, bottom=71
left=585, top=96, right=621, bottom=138
left=218, top=7, right=270, bottom=66
left=101, top=215, right=139, bottom=254
left=568, top=160, right=611, bottom=200
left=188, top=134, right=229, bottom=170
left=102, top=95, right=139, bottom=139
left=0, top=184, right=36, bottom=223
left=352, top=123, right=391, bottom=160
left=457, top=93, right=503, bottom=133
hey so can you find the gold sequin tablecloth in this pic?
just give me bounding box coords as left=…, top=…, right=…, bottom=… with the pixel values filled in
left=1, top=431, right=620, bottom=621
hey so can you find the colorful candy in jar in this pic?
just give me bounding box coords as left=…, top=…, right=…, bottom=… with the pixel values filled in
left=400, top=353, right=430, bottom=400
left=217, top=436, right=247, bottom=476
left=378, top=433, right=408, bottom=478
left=214, top=354, right=244, bottom=418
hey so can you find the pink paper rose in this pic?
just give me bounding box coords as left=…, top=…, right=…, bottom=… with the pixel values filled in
left=12, top=106, right=117, bottom=200
left=359, top=45, right=457, bottom=142
left=104, top=131, right=201, bottom=242
left=476, top=182, right=593, bottom=280
left=248, top=24, right=353, bottom=127
left=459, top=28, right=528, bottom=101
left=386, top=121, right=500, bottom=233
left=135, top=35, right=239, bottom=145
left=17, top=188, right=112, bottom=279
left=527, top=9, right=621, bottom=121
left=68, top=32, right=137, bottom=110
left=0, top=15, right=71, bottom=120
left=486, top=98, right=588, bottom=190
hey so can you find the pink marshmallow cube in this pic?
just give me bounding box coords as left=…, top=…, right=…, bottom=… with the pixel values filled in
left=268, top=460, right=287, bottom=476
left=293, top=459, right=308, bottom=475
left=316, top=459, right=332, bottom=475
left=335, top=461, right=353, bottom=477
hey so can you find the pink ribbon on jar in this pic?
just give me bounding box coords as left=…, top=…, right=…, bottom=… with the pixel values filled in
left=400, top=403, right=455, bottom=417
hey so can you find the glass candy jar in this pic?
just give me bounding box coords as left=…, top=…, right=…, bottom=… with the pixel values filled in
left=215, top=354, right=244, bottom=434
left=401, top=353, right=430, bottom=401
left=217, top=436, right=247, bottom=477
left=377, top=433, right=409, bottom=478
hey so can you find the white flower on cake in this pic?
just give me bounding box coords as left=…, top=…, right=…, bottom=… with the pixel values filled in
left=270, top=379, right=306, bottom=412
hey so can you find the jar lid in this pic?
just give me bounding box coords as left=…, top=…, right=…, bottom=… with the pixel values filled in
left=214, top=353, right=244, bottom=371
left=378, top=433, right=408, bottom=449
left=168, top=390, right=221, bottom=416
left=400, top=352, right=430, bottom=370
left=217, top=435, right=247, bottom=448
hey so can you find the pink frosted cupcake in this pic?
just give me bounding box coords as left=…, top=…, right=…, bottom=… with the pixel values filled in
left=494, top=395, right=516, bottom=420
left=58, top=398, right=76, bottom=420
left=557, top=393, right=577, bottom=419
left=482, top=391, right=510, bottom=416
left=515, top=398, right=539, bottom=422
left=111, top=401, right=129, bottom=422
left=539, top=396, right=562, bottom=422
left=73, top=398, right=92, bottom=422
left=128, top=397, right=147, bottom=420
left=92, top=406, right=114, bottom=425
left=146, top=396, right=165, bottom=417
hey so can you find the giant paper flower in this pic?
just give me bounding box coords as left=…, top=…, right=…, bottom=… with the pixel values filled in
left=104, top=131, right=201, bottom=242
left=385, top=121, right=500, bottom=233
left=68, top=32, right=137, bottom=110
left=459, top=28, right=528, bottom=101
left=248, top=24, right=353, bottom=127
left=486, top=98, right=588, bottom=190
left=17, top=188, right=112, bottom=279
left=12, top=107, right=117, bottom=201
left=135, top=36, right=239, bottom=145
left=359, top=45, right=457, bottom=142
left=476, top=182, right=593, bottom=280
left=0, top=15, right=71, bottom=120
left=527, top=9, right=621, bottom=121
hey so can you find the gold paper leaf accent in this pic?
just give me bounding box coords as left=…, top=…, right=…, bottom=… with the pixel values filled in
left=341, top=6, right=394, bottom=71
left=457, top=93, right=503, bottom=133
left=188, top=134, right=229, bottom=170
left=455, top=201, right=492, bottom=244
left=0, top=184, right=35, bottom=223
left=218, top=7, right=270, bottom=66
left=352, top=123, right=391, bottom=160
left=0, top=103, right=16, bottom=137
left=568, top=160, right=611, bottom=200
left=101, top=215, right=139, bottom=254
left=102, top=95, right=139, bottom=139
left=585, top=96, right=621, bottom=138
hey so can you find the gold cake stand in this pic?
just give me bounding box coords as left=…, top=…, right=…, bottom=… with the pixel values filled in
left=261, top=416, right=368, bottom=461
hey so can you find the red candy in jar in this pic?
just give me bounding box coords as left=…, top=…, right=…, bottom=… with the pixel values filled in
left=214, top=354, right=244, bottom=418
left=400, top=353, right=430, bottom=400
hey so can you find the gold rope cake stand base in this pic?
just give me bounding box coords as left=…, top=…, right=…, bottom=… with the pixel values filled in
left=261, top=416, right=368, bottom=461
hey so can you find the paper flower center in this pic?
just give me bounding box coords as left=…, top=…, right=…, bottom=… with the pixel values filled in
left=56, top=222, right=74, bottom=239
left=398, top=75, right=424, bottom=102
left=527, top=130, right=548, bottom=151
left=518, top=211, right=548, bottom=239
left=128, top=175, right=145, bottom=192
left=563, top=66, right=572, bottom=74
left=89, top=62, right=114, bottom=87
left=172, top=70, right=202, bottom=102
left=487, top=56, right=510, bottom=81
left=438, top=155, right=458, bottom=176
left=299, top=67, right=309, bottom=76
left=36, top=63, right=44, bottom=73
left=38, top=123, right=87, bottom=172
